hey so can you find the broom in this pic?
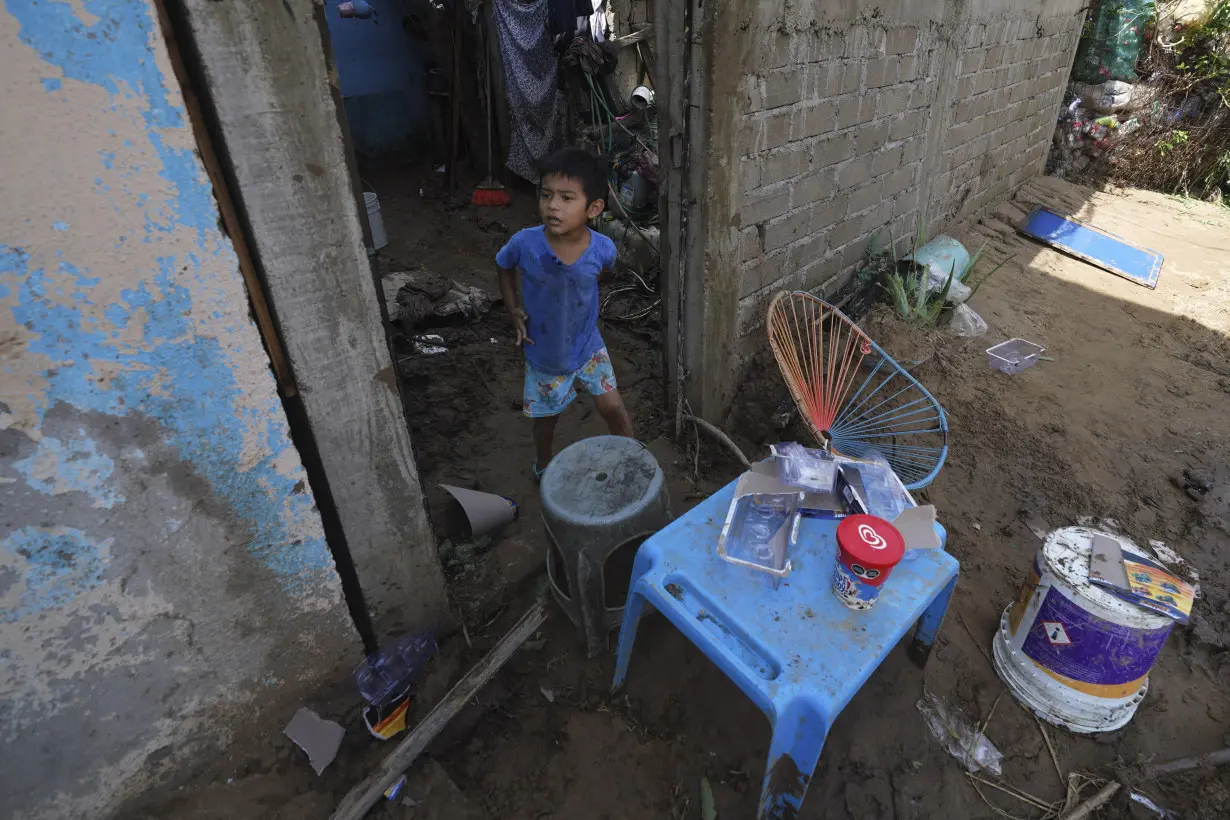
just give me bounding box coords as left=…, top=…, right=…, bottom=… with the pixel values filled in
left=472, top=18, right=510, bottom=207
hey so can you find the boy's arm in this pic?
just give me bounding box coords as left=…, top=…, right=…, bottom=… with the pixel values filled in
left=497, top=266, right=533, bottom=346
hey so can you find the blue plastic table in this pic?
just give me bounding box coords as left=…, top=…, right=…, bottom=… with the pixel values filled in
left=612, top=481, right=959, bottom=819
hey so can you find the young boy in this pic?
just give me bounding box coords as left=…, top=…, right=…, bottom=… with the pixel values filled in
left=496, top=147, right=634, bottom=479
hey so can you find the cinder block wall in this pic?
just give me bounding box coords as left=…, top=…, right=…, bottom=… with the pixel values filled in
left=688, top=0, right=1084, bottom=416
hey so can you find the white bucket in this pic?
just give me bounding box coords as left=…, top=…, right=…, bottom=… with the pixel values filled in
left=364, top=191, right=388, bottom=251
left=992, top=527, right=1173, bottom=733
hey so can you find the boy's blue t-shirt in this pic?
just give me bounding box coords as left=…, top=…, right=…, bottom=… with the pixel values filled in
left=496, top=226, right=617, bottom=375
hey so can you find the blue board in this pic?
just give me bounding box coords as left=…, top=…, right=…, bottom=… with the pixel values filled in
left=1019, top=207, right=1163, bottom=289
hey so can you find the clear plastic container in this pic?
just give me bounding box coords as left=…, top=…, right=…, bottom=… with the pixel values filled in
left=355, top=632, right=438, bottom=707
left=834, top=452, right=915, bottom=520
left=771, top=442, right=839, bottom=493
left=717, top=492, right=801, bottom=581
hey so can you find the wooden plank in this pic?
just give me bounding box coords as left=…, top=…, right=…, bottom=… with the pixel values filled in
left=329, top=604, right=549, bottom=820
left=177, top=0, right=451, bottom=632
left=612, top=25, right=654, bottom=48
left=151, top=0, right=297, bottom=398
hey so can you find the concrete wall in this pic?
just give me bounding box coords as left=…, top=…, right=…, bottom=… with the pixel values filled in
left=682, top=0, right=1085, bottom=416
left=0, top=0, right=355, bottom=817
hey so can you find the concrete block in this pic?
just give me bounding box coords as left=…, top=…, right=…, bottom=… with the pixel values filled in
left=887, top=27, right=918, bottom=55
left=761, top=146, right=809, bottom=185
left=882, top=166, right=916, bottom=199
left=846, top=179, right=884, bottom=215
left=961, top=49, right=985, bottom=76
left=796, top=100, right=838, bottom=140
left=810, top=62, right=842, bottom=99
left=763, top=207, right=813, bottom=252
left=869, top=144, right=904, bottom=178
left=763, top=32, right=794, bottom=69
left=836, top=232, right=874, bottom=271
left=738, top=226, right=762, bottom=263
left=984, top=45, right=1005, bottom=69
left=763, top=68, right=804, bottom=109
left=889, top=110, right=926, bottom=141
left=857, top=198, right=894, bottom=236
left=964, top=23, right=987, bottom=49
left=836, top=94, right=862, bottom=130
left=875, top=85, right=911, bottom=119
left=836, top=158, right=870, bottom=190
left=740, top=184, right=792, bottom=224
left=974, top=70, right=996, bottom=95
left=809, top=193, right=848, bottom=234
left=814, top=131, right=856, bottom=168
left=858, top=119, right=892, bottom=155
left=909, top=80, right=935, bottom=110
left=892, top=186, right=920, bottom=217
left=793, top=167, right=837, bottom=207
left=826, top=215, right=864, bottom=249
left=757, top=109, right=794, bottom=151
left=788, top=231, right=828, bottom=272
left=897, top=54, right=920, bottom=83
left=840, top=62, right=863, bottom=94
left=845, top=25, right=886, bottom=59
left=901, top=136, right=926, bottom=164
left=740, top=159, right=761, bottom=194
left=866, top=57, right=894, bottom=88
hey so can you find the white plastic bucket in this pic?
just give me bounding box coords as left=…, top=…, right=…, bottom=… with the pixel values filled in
left=364, top=191, right=388, bottom=251
left=992, top=527, right=1172, bottom=733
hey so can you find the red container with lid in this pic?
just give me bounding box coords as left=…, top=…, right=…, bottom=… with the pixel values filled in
left=831, top=514, right=906, bottom=611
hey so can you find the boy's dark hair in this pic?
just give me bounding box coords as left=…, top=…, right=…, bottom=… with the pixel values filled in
left=539, top=147, right=607, bottom=206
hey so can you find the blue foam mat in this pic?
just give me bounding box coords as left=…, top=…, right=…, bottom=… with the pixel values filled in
left=1019, top=207, right=1163, bottom=289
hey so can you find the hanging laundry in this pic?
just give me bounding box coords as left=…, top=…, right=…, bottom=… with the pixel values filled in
left=588, top=0, right=607, bottom=42
left=492, top=0, right=561, bottom=183
left=547, top=0, right=591, bottom=38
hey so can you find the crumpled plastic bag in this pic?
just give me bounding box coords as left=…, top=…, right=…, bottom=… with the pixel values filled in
left=917, top=691, right=1003, bottom=775
left=946, top=303, right=987, bottom=337
left=1073, top=80, right=1134, bottom=114
left=926, top=262, right=972, bottom=304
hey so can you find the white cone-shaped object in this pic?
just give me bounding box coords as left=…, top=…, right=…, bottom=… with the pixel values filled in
left=440, top=484, right=518, bottom=536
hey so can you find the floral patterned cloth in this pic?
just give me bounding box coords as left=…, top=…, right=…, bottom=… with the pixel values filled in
left=522, top=346, right=617, bottom=417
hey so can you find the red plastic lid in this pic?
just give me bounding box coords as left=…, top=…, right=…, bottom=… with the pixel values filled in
left=836, top=515, right=905, bottom=569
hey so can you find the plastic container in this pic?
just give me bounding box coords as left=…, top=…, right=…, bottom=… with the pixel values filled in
left=364, top=191, right=389, bottom=251
left=986, top=338, right=1044, bottom=374
left=992, top=527, right=1173, bottom=733
left=771, top=442, right=838, bottom=493
left=355, top=632, right=437, bottom=707
left=831, top=515, right=906, bottom=611
left=717, top=492, right=802, bottom=583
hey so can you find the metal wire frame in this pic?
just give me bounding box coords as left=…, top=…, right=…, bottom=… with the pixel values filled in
left=767, top=291, right=949, bottom=489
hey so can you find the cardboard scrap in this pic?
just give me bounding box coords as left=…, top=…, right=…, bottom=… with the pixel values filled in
left=284, top=707, right=345, bottom=776
left=892, top=505, right=940, bottom=551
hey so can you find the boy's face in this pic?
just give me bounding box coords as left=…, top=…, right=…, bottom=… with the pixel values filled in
left=539, top=173, right=604, bottom=238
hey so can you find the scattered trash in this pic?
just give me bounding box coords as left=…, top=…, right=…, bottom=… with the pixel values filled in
left=1060, top=781, right=1120, bottom=820
left=1129, top=791, right=1176, bottom=819
left=916, top=691, right=1003, bottom=775
left=893, top=505, right=941, bottom=551
left=330, top=605, right=549, bottom=820
left=392, top=270, right=497, bottom=326
left=1149, top=539, right=1201, bottom=597
left=356, top=633, right=439, bottom=740
left=1018, top=207, right=1163, bottom=289
left=770, top=396, right=796, bottom=430
left=986, top=338, right=1044, bottom=374
left=947, top=303, right=987, bottom=337
left=383, top=775, right=408, bottom=802
left=906, top=235, right=971, bottom=283
left=972, top=522, right=982, bottom=531
left=1142, top=745, right=1230, bottom=779
left=700, top=776, right=717, bottom=820
left=1071, top=80, right=1134, bottom=113
left=539, top=684, right=556, bottom=703
left=413, top=334, right=448, bottom=356
left=284, top=707, right=345, bottom=775
left=925, top=262, right=972, bottom=304
left=439, top=484, right=519, bottom=537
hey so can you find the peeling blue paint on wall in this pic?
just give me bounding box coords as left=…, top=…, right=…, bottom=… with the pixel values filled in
left=13, top=433, right=124, bottom=509
left=1, top=0, right=334, bottom=591
left=0, top=527, right=110, bottom=622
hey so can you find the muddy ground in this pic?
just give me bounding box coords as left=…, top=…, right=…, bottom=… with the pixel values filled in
left=128, top=164, right=1230, bottom=819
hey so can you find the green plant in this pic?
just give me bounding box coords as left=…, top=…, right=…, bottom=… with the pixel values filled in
left=883, top=263, right=953, bottom=325
left=965, top=255, right=1013, bottom=301
left=1155, top=129, right=1190, bottom=156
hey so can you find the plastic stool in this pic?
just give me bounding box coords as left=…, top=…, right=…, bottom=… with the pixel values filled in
left=541, top=436, right=671, bottom=657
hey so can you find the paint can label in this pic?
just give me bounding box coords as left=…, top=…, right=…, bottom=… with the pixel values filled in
left=1021, top=586, right=1172, bottom=695
left=831, top=562, right=878, bottom=611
